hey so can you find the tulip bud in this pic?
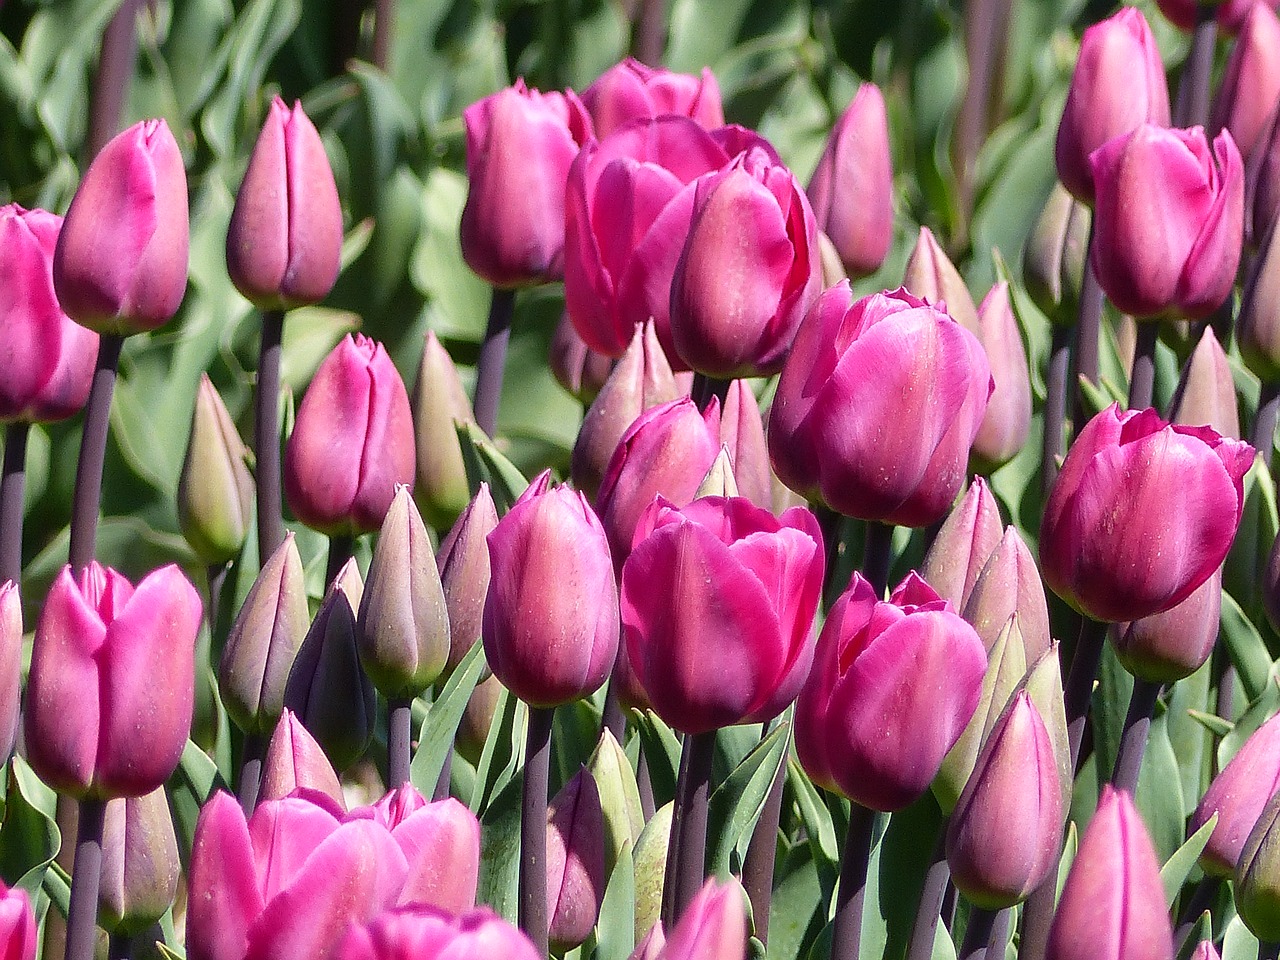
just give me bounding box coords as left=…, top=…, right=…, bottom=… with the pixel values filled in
left=971, top=282, right=1032, bottom=470
left=546, top=768, right=607, bottom=950
left=805, top=83, right=894, bottom=279
left=1236, top=789, right=1280, bottom=941
left=456, top=674, right=504, bottom=766
left=0, top=883, right=36, bottom=960
left=1113, top=568, right=1222, bottom=682
left=258, top=709, right=346, bottom=809
left=460, top=80, right=593, bottom=288
left=1168, top=326, right=1240, bottom=437
left=1023, top=183, right=1091, bottom=323
left=219, top=532, right=308, bottom=736
left=1191, top=710, right=1280, bottom=877
left=903, top=226, right=980, bottom=334
left=1211, top=4, right=1280, bottom=163
left=630, top=923, right=666, bottom=960
left=582, top=59, right=724, bottom=136
left=1190, top=942, right=1222, bottom=960
left=962, top=526, right=1052, bottom=659
left=283, top=558, right=375, bottom=769
left=483, top=471, right=619, bottom=707
left=1046, top=786, right=1174, bottom=960
left=661, top=878, right=748, bottom=960
left=587, top=729, right=645, bottom=873
left=25, top=562, right=202, bottom=799
left=719, top=380, right=771, bottom=510
left=411, top=331, right=475, bottom=530
left=0, top=582, right=19, bottom=764
left=54, top=119, right=189, bottom=334
left=634, top=804, right=672, bottom=944
left=572, top=320, right=680, bottom=501
left=1021, top=644, right=1072, bottom=812
left=1054, top=8, right=1170, bottom=202
left=919, top=477, right=1003, bottom=610
left=99, top=787, right=181, bottom=934
left=946, top=691, right=1065, bottom=908
left=178, top=374, right=254, bottom=564
left=226, top=97, right=342, bottom=310
left=1238, top=213, right=1280, bottom=381
left=550, top=309, right=614, bottom=404
left=1255, top=111, right=1280, bottom=246
left=333, top=905, right=540, bottom=960
left=358, top=486, right=450, bottom=698
left=437, top=484, right=498, bottom=675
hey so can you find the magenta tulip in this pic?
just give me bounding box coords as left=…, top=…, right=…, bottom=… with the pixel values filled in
left=1113, top=568, right=1223, bottom=682
left=1040, top=403, right=1252, bottom=622
left=971, top=282, right=1032, bottom=469
left=332, top=905, right=541, bottom=960
left=659, top=878, right=748, bottom=960
left=919, top=478, right=1003, bottom=610
left=0, top=882, right=35, bottom=960
left=437, top=484, right=498, bottom=674
left=1191, top=710, right=1280, bottom=876
left=1157, top=0, right=1279, bottom=33
left=284, top=333, right=415, bottom=535
left=1212, top=4, right=1280, bottom=162
left=258, top=709, right=345, bottom=809
left=582, top=59, right=724, bottom=136
left=24, top=562, right=201, bottom=799
left=545, top=768, right=606, bottom=949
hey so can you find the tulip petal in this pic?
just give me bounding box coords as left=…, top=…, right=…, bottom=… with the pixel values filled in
left=186, top=792, right=265, bottom=960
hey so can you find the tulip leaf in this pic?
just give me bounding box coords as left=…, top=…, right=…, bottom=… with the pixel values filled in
left=1225, top=457, right=1280, bottom=625
left=0, top=757, right=60, bottom=895
left=1175, top=911, right=1213, bottom=960
left=469, top=687, right=521, bottom=815
left=766, top=844, right=824, bottom=960
left=1160, top=812, right=1217, bottom=908
left=706, top=720, right=789, bottom=875
left=1185, top=708, right=1234, bottom=739
left=1222, top=915, right=1260, bottom=960
left=630, top=711, right=683, bottom=808
left=457, top=422, right=529, bottom=515
left=476, top=774, right=522, bottom=923
left=1219, top=677, right=1280, bottom=771
left=1221, top=590, right=1274, bottom=703
left=595, top=839, right=635, bottom=960
left=409, top=640, right=486, bottom=796
left=40, top=860, right=70, bottom=921
left=156, top=942, right=186, bottom=960
left=787, top=758, right=839, bottom=867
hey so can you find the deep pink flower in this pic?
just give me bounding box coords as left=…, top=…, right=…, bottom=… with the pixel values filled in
left=582, top=59, right=724, bottom=136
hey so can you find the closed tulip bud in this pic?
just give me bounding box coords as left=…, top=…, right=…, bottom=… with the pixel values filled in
left=634, top=804, right=672, bottom=944
left=1236, top=789, right=1280, bottom=941
left=1040, top=403, right=1252, bottom=622
left=796, top=572, right=987, bottom=811
left=179, top=374, right=253, bottom=564
left=805, top=83, right=894, bottom=279
left=99, top=787, right=180, bottom=934
left=0, top=582, right=18, bottom=764
left=0, top=883, right=36, bottom=960
left=411, top=331, right=475, bottom=530
left=962, top=526, right=1052, bottom=659
left=903, top=226, right=980, bottom=334
left=971, top=282, right=1033, bottom=470
left=1255, top=115, right=1280, bottom=245
left=1047, top=786, right=1174, bottom=960
left=670, top=147, right=822, bottom=378
left=1089, top=125, right=1244, bottom=320
left=54, top=119, right=189, bottom=334
left=1022, top=644, right=1072, bottom=812
left=587, top=729, right=645, bottom=873
left=622, top=496, right=823, bottom=733
left=572, top=320, right=680, bottom=501
left=0, top=205, right=98, bottom=423
left=460, top=80, right=592, bottom=288
left=719, top=380, right=771, bottom=509
left=226, top=97, right=342, bottom=309
left=919, top=478, right=1003, bottom=610
left=1190, top=942, right=1222, bottom=960
left=1158, top=0, right=1280, bottom=33
left=285, top=333, right=415, bottom=535
left=357, top=486, right=450, bottom=697
left=1238, top=213, right=1280, bottom=380
left=769, top=284, right=992, bottom=527
left=1212, top=4, right=1280, bottom=163
left=258, top=709, right=346, bottom=809
left=630, top=923, right=666, bottom=960
left=583, top=59, right=724, bottom=136
left=551, top=309, right=614, bottom=404
left=946, top=691, right=1065, bottom=908
left=25, top=562, right=202, bottom=799
left=1114, top=568, right=1222, bottom=682
left=456, top=674, right=503, bottom=765
left=661, top=878, right=748, bottom=960
left=1191, top=709, right=1280, bottom=876
left=219, top=532, right=308, bottom=735
left=598, top=397, right=722, bottom=565
left=283, top=558, right=375, bottom=769
left=1023, top=183, right=1091, bottom=323
left=1055, top=8, right=1170, bottom=203
left=1169, top=327, right=1240, bottom=437
left=483, top=471, right=619, bottom=707
left=333, top=906, right=541, bottom=960
left=546, top=768, right=607, bottom=949
left=437, top=484, right=498, bottom=674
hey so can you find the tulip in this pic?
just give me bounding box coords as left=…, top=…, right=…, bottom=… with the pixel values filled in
left=622, top=496, right=823, bottom=734
left=1022, top=643, right=1073, bottom=812
left=583, top=59, right=724, bottom=136
left=1039, top=403, right=1252, bottom=622
left=0, top=205, right=97, bottom=423
left=1054, top=8, right=1170, bottom=202
left=24, top=562, right=201, bottom=799
left=1089, top=124, right=1244, bottom=320
left=719, top=380, right=772, bottom=510
left=659, top=878, right=748, bottom=960
left=460, top=79, right=592, bottom=288
left=768, top=284, right=992, bottom=526
left=178, top=374, right=254, bottom=564
left=258, top=709, right=346, bottom=809
left=226, top=97, right=342, bottom=310
left=550, top=309, right=614, bottom=404
left=946, top=691, right=1065, bottom=908
left=669, top=146, right=821, bottom=378
left=186, top=790, right=408, bottom=960
left=332, top=905, right=540, bottom=960
left=98, top=786, right=181, bottom=934
left=410, top=331, right=475, bottom=530
left=1113, top=568, right=1222, bottom=682
left=587, top=729, right=645, bottom=873
left=283, top=333, right=415, bottom=535
left=962, top=526, right=1052, bottom=659
left=0, top=882, right=35, bottom=960
left=0, top=582, right=18, bottom=764
left=54, top=118, right=189, bottom=334
left=437, top=484, right=498, bottom=674
left=1157, top=0, right=1279, bottom=33
left=1236, top=789, right=1280, bottom=941
left=1211, top=4, right=1280, bottom=162
left=1169, top=326, right=1240, bottom=437
left=1023, top=183, right=1091, bottom=322
left=1046, top=786, right=1174, bottom=960
left=1238, top=211, right=1280, bottom=381
left=796, top=572, right=986, bottom=811
left=1189, top=942, right=1222, bottom=960
left=918, top=477, right=1003, bottom=610
left=902, top=225, right=980, bottom=333
left=971, top=282, right=1033, bottom=469
left=546, top=768, right=607, bottom=949
left=483, top=471, right=619, bottom=707
left=631, top=924, right=666, bottom=960
left=1255, top=111, right=1280, bottom=246
left=1190, top=709, right=1280, bottom=876
left=805, top=83, right=893, bottom=278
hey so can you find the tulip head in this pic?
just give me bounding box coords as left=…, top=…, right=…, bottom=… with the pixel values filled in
left=970, top=282, right=1033, bottom=470
left=1113, top=568, right=1223, bottom=682
left=436, top=484, right=499, bottom=675
left=1191, top=710, right=1280, bottom=877
left=582, top=59, right=724, bottom=136
left=0, top=882, right=35, bottom=960
left=179, top=374, right=254, bottom=564
left=903, top=225, right=980, bottom=334
left=1211, top=3, right=1280, bottom=163
left=332, top=905, right=541, bottom=960
left=546, top=768, right=607, bottom=950
left=961, top=525, right=1052, bottom=660
left=1023, top=183, right=1091, bottom=323
left=258, top=709, right=346, bottom=809
left=410, top=331, right=475, bottom=530
left=660, top=878, right=748, bottom=960
left=98, top=787, right=181, bottom=934
left=1157, top=0, right=1280, bottom=33
left=918, top=477, right=1003, bottom=610
left=1236, top=789, right=1280, bottom=942
left=1169, top=326, right=1240, bottom=438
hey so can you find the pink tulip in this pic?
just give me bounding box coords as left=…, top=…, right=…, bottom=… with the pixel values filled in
left=54, top=119, right=189, bottom=334
left=258, top=709, right=346, bottom=809
left=436, top=484, right=498, bottom=674
left=1089, top=124, right=1243, bottom=319
left=1113, top=568, right=1223, bottom=682
left=332, top=905, right=540, bottom=960
left=961, top=525, right=1052, bottom=660
left=1211, top=3, right=1280, bottom=162
left=659, top=878, right=748, bottom=960
left=0, top=583, right=17, bottom=765
left=24, top=562, right=201, bottom=799
left=545, top=768, right=606, bottom=949
left=582, top=59, right=724, bottom=136
left=1040, top=404, right=1252, bottom=622
left=1157, top=0, right=1279, bottom=33
left=918, top=478, right=1003, bottom=610
left=284, top=333, right=415, bottom=535
left=971, top=282, right=1032, bottom=469
left=460, top=80, right=592, bottom=288
left=1191, top=710, right=1280, bottom=876
left=0, top=882, right=35, bottom=960
left=621, top=495, right=823, bottom=734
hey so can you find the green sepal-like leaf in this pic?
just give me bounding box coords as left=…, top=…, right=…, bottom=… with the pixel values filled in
left=0, top=757, right=60, bottom=894
left=410, top=641, right=486, bottom=796
left=1161, top=812, right=1217, bottom=908
left=594, top=840, right=635, bottom=960
left=706, top=721, right=789, bottom=874
left=457, top=422, right=529, bottom=515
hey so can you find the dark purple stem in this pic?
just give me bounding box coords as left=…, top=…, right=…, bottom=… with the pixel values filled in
left=388, top=697, right=412, bottom=789
left=69, top=335, right=124, bottom=575
left=0, top=422, right=29, bottom=587
left=667, top=730, right=716, bottom=924
left=1174, top=3, right=1217, bottom=129
left=371, top=0, right=394, bottom=69
left=905, top=826, right=951, bottom=960
left=63, top=798, right=107, bottom=960
left=255, top=309, right=286, bottom=563
left=237, top=733, right=266, bottom=814
left=326, top=533, right=354, bottom=587
left=1073, top=230, right=1103, bottom=430
left=1065, top=616, right=1109, bottom=769
left=741, top=728, right=788, bottom=945
left=1042, top=326, right=1071, bottom=499
left=958, top=905, right=998, bottom=960
left=85, top=0, right=142, bottom=161
left=863, top=521, right=894, bottom=597
left=1110, top=677, right=1162, bottom=794
left=631, top=0, right=668, bottom=65
left=520, top=705, right=555, bottom=956
left=473, top=288, right=516, bottom=438
left=1128, top=323, right=1159, bottom=412
left=831, top=802, right=877, bottom=960
left=690, top=374, right=732, bottom=414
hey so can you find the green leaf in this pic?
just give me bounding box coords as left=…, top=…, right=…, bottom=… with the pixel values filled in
left=457, top=423, right=530, bottom=515
left=169, top=739, right=228, bottom=868
left=0, top=757, right=61, bottom=894
left=41, top=859, right=71, bottom=921
left=1222, top=915, right=1260, bottom=960
left=1222, top=590, right=1273, bottom=703
left=476, top=775, right=522, bottom=922
left=706, top=721, right=789, bottom=874
left=766, top=844, right=823, bottom=960
left=1161, top=812, right=1217, bottom=908
left=788, top=758, right=839, bottom=867
left=1186, top=709, right=1233, bottom=739
left=469, top=688, right=522, bottom=816
left=631, top=711, right=683, bottom=809
left=1221, top=674, right=1280, bottom=769
left=410, top=641, right=487, bottom=796
left=595, top=840, right=636, bottom=960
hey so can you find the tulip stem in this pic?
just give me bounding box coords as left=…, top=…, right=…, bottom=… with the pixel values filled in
left=237, top=733, right=265, bottom=814
left=690, top=374, right=731, bottom=414
left=905, top=825, right=951, bottom=960
left=601, top=682, right=626, bottom=743
left=0, top=421, right=29, bottom=587
left=85, top=0, right=141, bottom=162
left=1128, top=323, right=1159, bottom=411
left=1064, top=616, right=1108, bottom=769
left=64, top=797, right=106, bottom=960
left=255, top=309, right=286, bottom=563
left=987, top=907, right=1012, bottom=957
left=1174, top=3, right=1218, bottom=129
left=958, top=905, right=998, bottom=960
left=630, top=0, right=668, bottom=65
left=1253, top=381, right=1280, bottom=470
left=107, top=933, right=129, bottom=960
left=1042, top=326, right=1071, bottom=499
left=370, top=0, right=394, bottom=70
left=831, top=802, right=878, bottom=960
left=520, top=704, right=555, bottom=956
left=1073, top=230, right=1103, bottom=430
left=741, top=722, right=789, bottom=945
left=816, top=506, right=847, bottom=610
left=1110, top=677, right=1162, bottom=794
left=1260, top=942, right=1280, bottom=960
left=863, top=521, right=894, bottom=597
left=663, top=729, right=716, bottom=926
left=388, top=696, right=412, bottom=789
left=69, top=334, right=124, bottom=575
left=433, top=751, right=452, bottom=801
left=473, top=288, right=516, bottom=438
left=326, top=533, right=354, bottom=587
left=1017, top=861, right=1060, bottom=960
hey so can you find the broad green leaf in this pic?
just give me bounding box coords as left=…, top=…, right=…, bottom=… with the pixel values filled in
left=469, top=688, right=521, bottom=816
left=0, top=757, right=61, bottom=894
left=595, top=840, right=636, bottom=960
left=410, top=641, right=487, bottom=796
left=1222, top=915, right=1260, bottom=960
left=1161, top=812, right=1217, bottom=908
left=457, top=423, right=530, bottom=515
left=1221, top=590, right=1273, bottom=703
left=767, top=844, right=823, bottom=960
left=788, top=758, right=839, bottom=867
left=631, top=711, right=682, bottom=810
left=476, top=775, right=521, bottom=922
left=41, top=859, right=71, bottom=921
left=706, top=721, right=789, bottom=874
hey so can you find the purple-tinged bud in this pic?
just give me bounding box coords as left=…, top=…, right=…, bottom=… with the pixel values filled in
left=1022, top=643, right=1072, bottom=813
left=226, top=97, right=342, bottom=310
left=0, top=582, right=18, bottom=764
left=1238, top=213, right=1280, bottom=381
left=358, top=486, right=450, bottom=697
left=1113, top=568, right=1222, bottom=682
left=971, top=282, right=1032, bottom=470
left=582, top=59, right=724, bottom=137
left=1236, top=789, right=1280, bottom=941
left=99, top=786, right=181, bottom=934
left=919, top=478, right=1003, bottom=610
left=259, top=709, right=346, bottom=809
left=1023, top=183, right=1091, bottom=323
left=903, top=226, right=980, bottom=334
left=1211, top=3, right=1280, bottom=163
left=54, top=119, right=189, bottom=335
left=630, top=923, right=666, bottom=960
left=179, top=374, right=253, bottom=564
left=805, top=83, right=894, bottom=279
left=1169, top=326, right=1240, bottom=437
left=219, top=532, right=308, bottom=736
left=456, top=674, right=503, bottom=765
left=661, top=878, right=748, bottom=960
left=547, top=768, right=607, bottom=949
left=410, top=331, right=475, bottom=530
left=587, top=729, right=645, bottom=873
left=332, top=905, right=540, bottom=960
left=719, top=379, right=771, bottom=510
left=551, top=309, right=614, bottom=405
left=1189, top=942, right=1221, bottom=960
left=946, top=691, right=1065, bottom=908
left=1191, top=709, right=1280, bottom=876
left=437, top=484, right=498, bottom=675
left=0, top=882, right=35, bottom=960
left=962, top=526, right=1052, bottom=660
